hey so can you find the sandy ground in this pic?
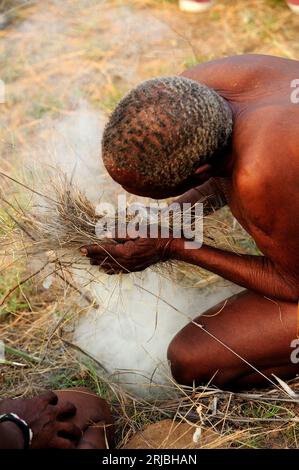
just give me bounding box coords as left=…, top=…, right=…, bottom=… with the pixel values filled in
left=2, top=0, right=299, bottom=166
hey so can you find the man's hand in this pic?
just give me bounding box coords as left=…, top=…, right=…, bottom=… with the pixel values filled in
left=54, top=388, right=114, bottom=450
left=80, top=238, right=173, bottom=274
left=0, top=391, right=81, bottom=449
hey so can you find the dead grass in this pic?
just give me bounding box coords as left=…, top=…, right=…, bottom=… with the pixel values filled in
left=1, top=0, right=299, bottom=449
left=1, top=280, right=299, bottom=449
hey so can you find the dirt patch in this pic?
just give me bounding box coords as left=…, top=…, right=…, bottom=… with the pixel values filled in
left=123, top=419, right=226, bottom=449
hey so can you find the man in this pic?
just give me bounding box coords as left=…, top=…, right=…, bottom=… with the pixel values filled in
left=81, top=54, right=299, bottom=390
left=0, top=388, right=113, bottom=449
left=178, top=0, right=299, bottom=14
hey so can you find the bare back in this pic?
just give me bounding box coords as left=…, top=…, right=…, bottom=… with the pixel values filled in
left=182, top=54, right=299, bottom=286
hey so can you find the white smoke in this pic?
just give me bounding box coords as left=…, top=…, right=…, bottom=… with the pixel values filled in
left=24, top=103, right=243, bottom=397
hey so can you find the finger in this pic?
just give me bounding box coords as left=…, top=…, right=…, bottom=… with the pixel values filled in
left=76, top=426, right=106, bottom=450
left=56, top=401, right=77, bottom=420
left=80, top=244, right=108, bottom=257
left=40, top=390, right=58, bottom=406
left=114, top=235, right=138, bottom=243
left=105, top=269, right=123, bottom=275
left=48, top=437, right=77, bottom=449
left=56, top=422, right=82, bottom=441
left=100, top=260, right=127, bottom=274
left=86, top=244, right=125, bottom=261
left=95, top=254, right=126, bottom=270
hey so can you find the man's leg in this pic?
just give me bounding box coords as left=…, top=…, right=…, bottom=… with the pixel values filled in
left=167, top=290, right=299, bottom=389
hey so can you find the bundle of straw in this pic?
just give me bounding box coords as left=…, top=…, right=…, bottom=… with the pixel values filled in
left=0, top=171, right=255, bottom=285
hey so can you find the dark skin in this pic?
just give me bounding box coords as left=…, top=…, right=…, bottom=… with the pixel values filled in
left=54, top=388, right=114, bottom=449
left=82, top=54, right=299, bottom=389
left=0, top=391, right=80, bottom=449
left=0, top=389, right=114, bottom=449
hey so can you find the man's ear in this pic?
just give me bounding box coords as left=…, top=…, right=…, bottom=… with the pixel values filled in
left=194, top=164, right=212, bottom=181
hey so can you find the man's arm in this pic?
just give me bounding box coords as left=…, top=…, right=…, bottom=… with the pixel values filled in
left=174, top=178, right=227, bottom=216
left=0, top=422, right=25, bottom=449
left=82, top=239, right=297, bottom=301
left=82, top=233, right=297, bottom=301
left=170, top=240, right=299, bottom=302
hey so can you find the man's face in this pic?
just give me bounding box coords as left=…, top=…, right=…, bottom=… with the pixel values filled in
left=105, top=157, right=213, bottom=200
left=121, top=184, right=182, bottom=199
left=121, top=173, right=203, bottom=199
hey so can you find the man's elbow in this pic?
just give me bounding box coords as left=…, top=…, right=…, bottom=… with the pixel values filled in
left=263, top=261, right=299, bottom=303
left=286, top=285, right=299, bottom=303
left=275, top=276, right=299, bottom=303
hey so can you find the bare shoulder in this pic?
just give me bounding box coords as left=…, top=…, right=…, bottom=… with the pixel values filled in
left=234, top=106, right=299, bottom=198
left=181, top=54, right=295, bottom=90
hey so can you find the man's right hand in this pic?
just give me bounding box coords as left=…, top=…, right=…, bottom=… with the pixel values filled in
left=0, top=391, right=81, bottom=449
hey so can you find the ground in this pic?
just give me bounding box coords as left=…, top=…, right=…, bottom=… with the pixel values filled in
left=1, top=0, right=299, bottom=449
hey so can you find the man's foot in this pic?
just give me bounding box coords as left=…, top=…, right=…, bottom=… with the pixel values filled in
left=179, top=0, right=213, bottom=13
left=286, top=0, right=299, bottom=13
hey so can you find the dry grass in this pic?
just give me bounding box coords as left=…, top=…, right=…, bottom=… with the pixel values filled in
left=1, top=0, right=299, bottom=449
left=0, top=171, right=253, bottom=276
left=1, top=179, right=299, bottom=449
left=1, top=285, right=299, bottom=449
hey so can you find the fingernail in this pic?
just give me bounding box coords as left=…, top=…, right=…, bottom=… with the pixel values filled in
left=80, top=248, right=88, bottom=255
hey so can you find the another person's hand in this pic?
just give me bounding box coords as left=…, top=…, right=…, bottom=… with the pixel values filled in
left=80, top=237, right=173, bottom=274
left=0, top=391, right=81, bottom=449
left=54, top=388, right=114, bottom=450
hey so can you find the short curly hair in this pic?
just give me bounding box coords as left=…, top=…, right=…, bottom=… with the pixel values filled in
left=102, top=76, right=232, bottom=191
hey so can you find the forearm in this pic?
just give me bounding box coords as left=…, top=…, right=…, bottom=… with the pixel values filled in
left=174, top=179, right=226, bottom=217
left=174, top=188, right=204, bottom=208
left=170, top=240, right=298, bottom=302
left=0, top=422, right=25, bottom=449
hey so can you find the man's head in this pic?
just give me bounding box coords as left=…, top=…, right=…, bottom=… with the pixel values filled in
left=102, top=76, right=233, bottom=198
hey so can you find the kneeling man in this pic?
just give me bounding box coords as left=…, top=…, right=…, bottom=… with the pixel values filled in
left=82, top=54, right=299, bottom=390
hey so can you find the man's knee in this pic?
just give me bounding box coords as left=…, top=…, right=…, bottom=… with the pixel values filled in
left=167, top=335, right=237, bottom=388
left=167, top=335, right=211, bottom=385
